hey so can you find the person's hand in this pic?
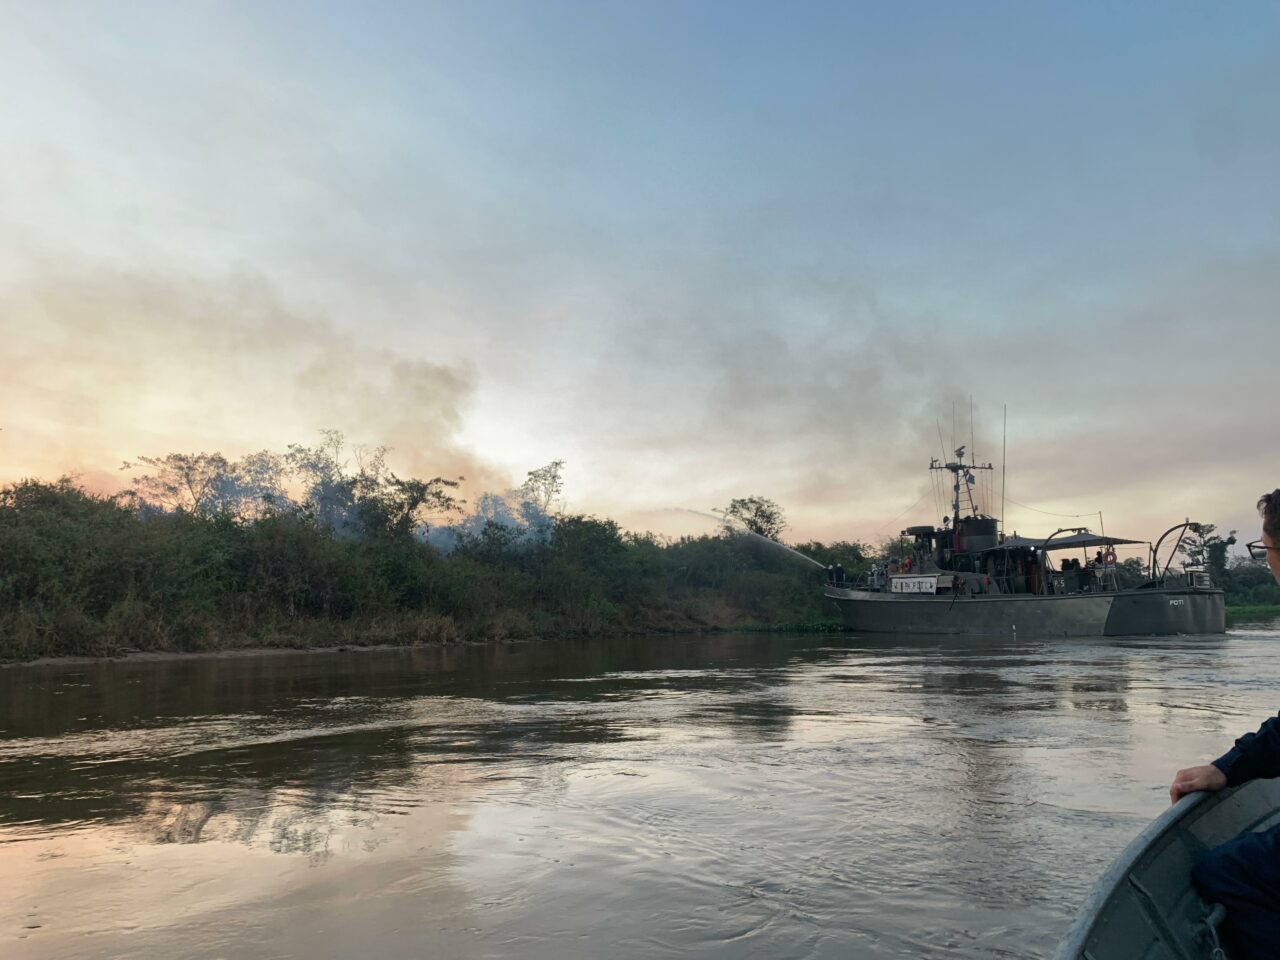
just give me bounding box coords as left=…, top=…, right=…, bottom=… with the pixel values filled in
left=1170, top=764, right=1227, bottom=804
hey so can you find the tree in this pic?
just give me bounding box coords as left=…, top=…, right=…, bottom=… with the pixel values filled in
left=520, top=460, right=565, bottom=513
left=363, top=475, right=462, bottom=537
left=721, top=496, right=787, bottom=540
left=121, top=451, right=287, bottom=518
left=1224, top=555, right=1280, bottom=605
left=285, top=430, right=356, bottom=531
left=286, top=431, right=461, bottom=537
left=1178, top=523, right=1237, bottom=580
left=1115, top=556, right=1149, bottom=589
left=232, top=451, right=291, bottom=518
left=795, top=539, right=871, bottom=575
left=123, top=431, right=462, bottom=537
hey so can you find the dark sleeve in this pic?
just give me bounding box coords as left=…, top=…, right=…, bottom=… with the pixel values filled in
left=1213, top=713, right=1280, bottom=786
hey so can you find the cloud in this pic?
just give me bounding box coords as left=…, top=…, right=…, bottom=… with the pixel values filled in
left=0, top=259, right=504, bottom=497
left=3, top=244, right=1272, bottom=550
left=556, top=247, right=1277, bottom=545
left=2, top=5, right=1275, bottom=549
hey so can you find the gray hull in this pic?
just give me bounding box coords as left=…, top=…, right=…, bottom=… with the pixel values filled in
left=1056, top=779, right=1280, bottom=959
left=1103, top=589, right=1226, bottom=635
left=824, top=587, right=1225, bottom=637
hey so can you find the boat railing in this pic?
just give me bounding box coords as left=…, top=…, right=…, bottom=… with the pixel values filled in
left=1174, top=565, right=1215, bottom=589
left=1037, top=558, right=1148, bottom=594
left=829, top=567, right=1213, bottom=595
left=1129, top=566, right=1217, bottom=592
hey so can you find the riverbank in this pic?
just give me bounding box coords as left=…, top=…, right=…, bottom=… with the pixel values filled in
left=0, top=605, right=746, bottom=664
left=0, top=479, right=868, bottom=663
left=1, top=615, right=854, bottom=667
left=1226, top=603, right=1280, bottom=626
left=1, top=637, right=559, bottom=669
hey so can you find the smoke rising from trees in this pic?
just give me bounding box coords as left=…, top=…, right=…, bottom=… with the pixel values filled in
left=121, top=430, right=462, bottom=539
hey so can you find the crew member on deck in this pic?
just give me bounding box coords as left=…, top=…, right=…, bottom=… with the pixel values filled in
left=1169, top=490, right=1280, bottom=960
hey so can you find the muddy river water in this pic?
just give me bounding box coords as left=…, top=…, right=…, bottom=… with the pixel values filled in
left=4, top=623, right=1280, bottom=959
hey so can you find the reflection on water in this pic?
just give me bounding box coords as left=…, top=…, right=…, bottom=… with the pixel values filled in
left=2, top=627, right=1278, bottom=959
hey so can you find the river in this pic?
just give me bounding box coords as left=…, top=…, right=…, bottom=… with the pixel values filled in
left=4, top=622, right=1280, bottom=959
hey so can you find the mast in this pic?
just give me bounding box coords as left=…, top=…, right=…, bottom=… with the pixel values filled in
left=929, top=446, right=995, bottom=527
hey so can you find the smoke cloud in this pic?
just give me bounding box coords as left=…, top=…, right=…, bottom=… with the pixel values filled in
left=0, top=262, right=505, bottom=499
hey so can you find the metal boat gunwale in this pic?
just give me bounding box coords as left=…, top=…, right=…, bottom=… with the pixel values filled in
left=825, top=586, right=1220, bottom=604
left=1054, top=790, right=1209, bottom=959
left=1056, top=780, right=1280, bottom=959
left=828, top=588, right=1117, bottom=603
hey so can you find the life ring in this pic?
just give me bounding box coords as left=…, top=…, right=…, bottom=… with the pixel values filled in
left=1103, top=548, right=1117, bottom=565
left=902, top=556, right=913, bottom=572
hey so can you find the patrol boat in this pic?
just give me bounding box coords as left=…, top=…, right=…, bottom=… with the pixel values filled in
left=823, top=448, right=1225, bottom=637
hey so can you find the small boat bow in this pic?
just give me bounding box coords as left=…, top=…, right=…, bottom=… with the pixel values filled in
left=1057, top=780, right=1280, bottom=959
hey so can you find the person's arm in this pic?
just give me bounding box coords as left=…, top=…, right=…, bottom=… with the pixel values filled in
left=1169, top=712, right=1280, bottom=804
left=1211, top=712, right=1280, bottom=787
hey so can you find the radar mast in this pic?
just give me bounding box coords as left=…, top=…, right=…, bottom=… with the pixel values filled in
left=930, top=446, right=995, bottom=528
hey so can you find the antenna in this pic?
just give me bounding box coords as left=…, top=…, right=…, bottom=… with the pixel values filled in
left=1000, top=404, right=1007, bottom=535
left=970, top=395, right=976, bottom=511
left=969, top=396, right=975, bottom=462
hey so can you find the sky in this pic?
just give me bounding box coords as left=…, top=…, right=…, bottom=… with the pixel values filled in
left=1, top=1, right=1277, bottom=549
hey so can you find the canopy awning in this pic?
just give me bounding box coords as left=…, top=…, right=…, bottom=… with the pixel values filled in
left=996, top=531, right=1147, bottom=551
